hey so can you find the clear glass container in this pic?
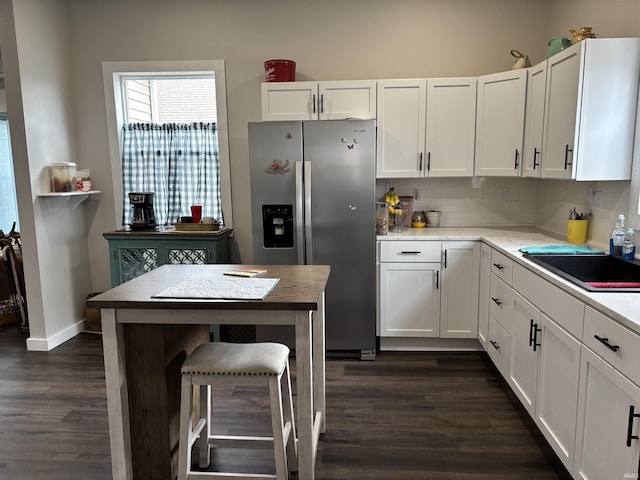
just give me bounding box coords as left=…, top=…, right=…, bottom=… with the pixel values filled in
left=49, top=162, right=77, bottom=192
left=376, top=201, right=389, bottom=235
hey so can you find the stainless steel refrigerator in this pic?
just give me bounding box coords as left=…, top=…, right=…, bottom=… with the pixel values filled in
left=249, top=120, right=376, bottom=359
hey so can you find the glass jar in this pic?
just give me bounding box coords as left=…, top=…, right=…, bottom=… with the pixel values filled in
left=376, top=201, right=389, bottom=235
left=49, top=162, right=77, bottom=192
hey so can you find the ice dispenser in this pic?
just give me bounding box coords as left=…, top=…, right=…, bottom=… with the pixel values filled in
left=262, top=205, right=294, bottom=248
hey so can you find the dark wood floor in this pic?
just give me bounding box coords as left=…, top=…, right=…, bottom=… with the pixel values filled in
left=0, top=325, right=572, bottom=479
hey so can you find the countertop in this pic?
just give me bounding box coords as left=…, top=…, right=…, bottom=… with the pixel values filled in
left=378, top=226, right=640, bottom=336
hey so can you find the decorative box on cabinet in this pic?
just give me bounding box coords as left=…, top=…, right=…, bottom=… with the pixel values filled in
left=474, top=69, right=527, bottom=177
left=103, top=228, right=232, bottom=287
left=261, top=80, right=377, bottom=121
left=541, top=38, right=640, bottom=180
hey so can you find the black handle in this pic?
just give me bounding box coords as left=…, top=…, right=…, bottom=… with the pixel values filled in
left=564, top=144, right=573, bottom=169
left=320, top=94, right=325, bottom=114
left=533, top=148, right=540, bottom=169
left=529, top=319, right=542, bottom=351
left=490, top=340, right=500, bottom=351
left=400, top=251, right=421, bottom=255
left=419, top=152, right=423, bottom=171
left=443, top=249, right=447, bottom=269
left=491, top=297, right=502, bottom=306
left=493, top=263, right=504, bottom=271
left=312, top=94, right=316, bottom=114
left=594, top=335, right=620, bottom=352
left=436, top=270, right=439, bottom=290
left=427, top=152, right=431, bottom=171
left=514, top=149, right=520, bottom=169
left=627, top=405, right=640, bottom=447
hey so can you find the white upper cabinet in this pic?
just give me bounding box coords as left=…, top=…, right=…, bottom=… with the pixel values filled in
left=261, top=80, right=377, bottom=121
left=542, top=38, right=640, bottom=180
left=376, top=79, right=427, bottom=178
left=425, top=78, right=477, bottom=177
left=522, top=62, right=547, bottom=177
left=474, top=69, right=527, bottom=177
left=376, top=78, right=476, bottom=178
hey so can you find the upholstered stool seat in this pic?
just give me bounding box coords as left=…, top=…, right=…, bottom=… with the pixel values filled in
left=178, top=342, right=297, bottom=480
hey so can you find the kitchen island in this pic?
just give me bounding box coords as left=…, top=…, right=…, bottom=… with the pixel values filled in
left=88, top=263, right=329, bottom=480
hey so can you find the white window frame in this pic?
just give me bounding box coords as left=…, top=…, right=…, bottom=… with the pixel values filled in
left=102, top=60, right=232, bottom=228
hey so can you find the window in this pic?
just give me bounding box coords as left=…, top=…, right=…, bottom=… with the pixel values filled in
left=0, top=114, right=19, bottom=233
left=102, top=61, right=232, bottom=229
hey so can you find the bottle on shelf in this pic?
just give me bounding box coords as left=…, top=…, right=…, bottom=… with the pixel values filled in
left=622, top=227, right=636, bottom=260
left=610, top=214, right=626, bottom=256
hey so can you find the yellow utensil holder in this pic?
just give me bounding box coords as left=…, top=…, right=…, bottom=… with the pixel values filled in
left=567, top=219, right=588, bottom=244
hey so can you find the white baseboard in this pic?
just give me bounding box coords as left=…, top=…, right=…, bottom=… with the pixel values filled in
left=379, top=336, right=483, bottom=351
left=26, top=320, right=87, bottom=351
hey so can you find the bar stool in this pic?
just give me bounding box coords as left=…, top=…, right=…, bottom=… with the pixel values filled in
left=178, top=342, right=297, bottom=480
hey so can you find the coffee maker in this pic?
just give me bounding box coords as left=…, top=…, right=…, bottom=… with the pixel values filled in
left=128, top=192, right=157, bottom=230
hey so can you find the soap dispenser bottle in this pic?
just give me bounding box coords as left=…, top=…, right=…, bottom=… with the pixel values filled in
left=610, top=214, right=626, bottom=256
left=622, top=227, right=636, bottom=260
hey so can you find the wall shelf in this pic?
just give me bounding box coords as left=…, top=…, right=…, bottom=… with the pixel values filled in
left=37, top=190, right=101, bottom=214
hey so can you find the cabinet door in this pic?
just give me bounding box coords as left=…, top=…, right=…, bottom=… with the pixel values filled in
left=261, top=81, right=318, bottom=121
left=536, top=314, right=581, bottom=472
left=522, top=62, right=546, bottom=177
left=376, top=79, right=426, bottom=178
left=477, top=243, right=492, bottom=348
left=474, top=70, right=526, bottom=177
left=425, top=78, right=477, bottom=177
left=379, top=262, right=440, bottom=337
left=319, top=80, right=377, bottom=120
left=541, top=45, right=581, bottom=179
left=440, top=241, right=479, bottom=338
left=509, top=292, right=540, bottom=417
left=574, top=346, right=640, bottom=480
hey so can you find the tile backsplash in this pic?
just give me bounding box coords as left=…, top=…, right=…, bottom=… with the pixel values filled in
left=377, top=177, right=631, bottom=248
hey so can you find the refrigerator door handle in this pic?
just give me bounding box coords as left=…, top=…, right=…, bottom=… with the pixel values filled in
left=304, top=160, right=313, bottom=264
left=295, top=160, right=305, bottom=265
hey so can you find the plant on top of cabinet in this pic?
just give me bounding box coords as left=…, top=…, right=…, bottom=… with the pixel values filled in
left=541, top=38, right=640, bottom=180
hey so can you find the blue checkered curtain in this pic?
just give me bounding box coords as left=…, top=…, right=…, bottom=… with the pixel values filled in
left=121, top=122, right=223, bottom=226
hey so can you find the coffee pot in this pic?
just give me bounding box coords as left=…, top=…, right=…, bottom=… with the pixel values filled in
left=129, top=192, right=157, bottom=230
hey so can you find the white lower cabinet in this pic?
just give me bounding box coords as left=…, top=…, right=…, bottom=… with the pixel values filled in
left=378, top=240, right=479, bottom=341
left=574, top=346, right=640, bottom=479
left=487, top=314, right=511, bottom=379
left=477, top=243, right=492, bottom=348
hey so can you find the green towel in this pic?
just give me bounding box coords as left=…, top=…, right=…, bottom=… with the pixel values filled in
left=519, top=245, right=605, bottom=255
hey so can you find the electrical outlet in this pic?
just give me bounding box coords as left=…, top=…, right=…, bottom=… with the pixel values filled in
left=499, top=187, right=508, bottom=201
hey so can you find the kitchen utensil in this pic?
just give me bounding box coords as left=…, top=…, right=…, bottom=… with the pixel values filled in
left=190, top=205, right=202, bottom=224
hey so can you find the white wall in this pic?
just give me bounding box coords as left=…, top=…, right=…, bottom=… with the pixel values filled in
left=0, top=0, right=91, bottom=349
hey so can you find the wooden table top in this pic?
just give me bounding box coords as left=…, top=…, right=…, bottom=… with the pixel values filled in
left=88, top=264, right=330, bottom=311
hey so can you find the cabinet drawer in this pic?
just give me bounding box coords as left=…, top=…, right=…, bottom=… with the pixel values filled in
left=380, top=241, right=442, bottom=263
left=513, top=264, right=584, bottom=339
left=491, top=249, right=514, bottom=285
left=584, top=306, right=640, bottom=385
left=489, top=273, right=514, bottom=333
left=488, top=314, right=511, bottom=379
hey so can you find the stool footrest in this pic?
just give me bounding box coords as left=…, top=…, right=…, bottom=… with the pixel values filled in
left=190, top=418, right=207, bottom=448
left=187, top=471, right=277, bottom=479
left=208, top=434, right=274, bottom=450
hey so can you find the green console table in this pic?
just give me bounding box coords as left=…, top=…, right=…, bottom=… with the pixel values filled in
left=103, top=227, right=232, bottom=287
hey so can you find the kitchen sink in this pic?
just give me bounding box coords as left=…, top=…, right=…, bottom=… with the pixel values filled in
left=523, top=254, right=640, bottom=292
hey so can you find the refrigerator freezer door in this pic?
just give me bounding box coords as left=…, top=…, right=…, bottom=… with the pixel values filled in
left=249, top=121, right=302, bottom=265
left=303, top=120, right=377, bottom=353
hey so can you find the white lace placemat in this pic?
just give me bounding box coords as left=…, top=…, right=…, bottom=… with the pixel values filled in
left=152, top=276, right=280, bottom=300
